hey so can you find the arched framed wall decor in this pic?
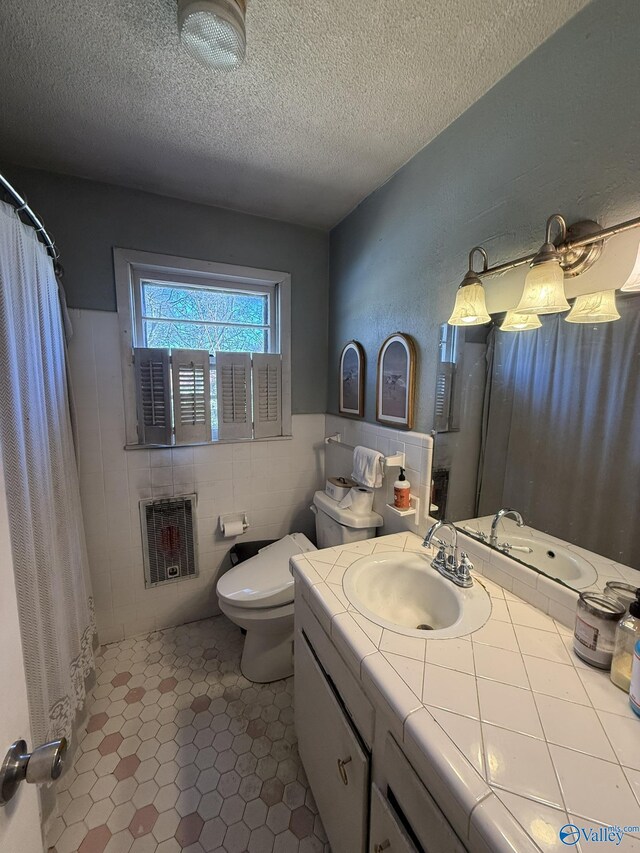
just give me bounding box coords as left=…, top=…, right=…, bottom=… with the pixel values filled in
left=338, top=340, right=365, bottom=418
left=376, top=332, right=416, bottom=430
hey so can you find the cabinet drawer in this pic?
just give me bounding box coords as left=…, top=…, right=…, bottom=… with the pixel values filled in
left=385, top=735, right=467, bottom=853
left=295, top=631, right=369, bottom=853
left=370, top=784, right=418, bottom=853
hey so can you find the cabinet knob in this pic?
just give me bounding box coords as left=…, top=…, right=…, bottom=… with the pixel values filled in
left=337, top=755, right=352, bottom=786
left=374, top=842, right=391, bottom=852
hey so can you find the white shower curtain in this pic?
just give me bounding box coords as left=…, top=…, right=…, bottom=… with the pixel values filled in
left=0, top=200, right=95, bottom=745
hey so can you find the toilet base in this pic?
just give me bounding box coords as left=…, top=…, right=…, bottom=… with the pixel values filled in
left=218, top=599, right=295, bottom=683
left=240, top=626, right=294, bottom=683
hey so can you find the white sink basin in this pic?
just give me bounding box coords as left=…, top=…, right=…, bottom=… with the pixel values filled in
left=343, top=552, right=491, bottom=639
left=498, top=534, right=598, bottom=589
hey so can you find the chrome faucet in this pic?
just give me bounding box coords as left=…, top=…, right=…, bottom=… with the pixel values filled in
left=422, top=520, right=473, bottom=588
left=490, top=508, right=524, bottom=547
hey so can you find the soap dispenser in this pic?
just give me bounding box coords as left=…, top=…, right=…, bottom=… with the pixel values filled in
left=393, top=467, right=411, bottom=510
left=610, top=588, right=640, bottom=692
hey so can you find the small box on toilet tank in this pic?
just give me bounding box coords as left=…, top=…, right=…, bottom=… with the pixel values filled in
left=325, top=476, right=357, bottom=501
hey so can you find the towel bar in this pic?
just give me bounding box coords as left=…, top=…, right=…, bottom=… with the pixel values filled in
left=324, top=434, right=405, bottom=469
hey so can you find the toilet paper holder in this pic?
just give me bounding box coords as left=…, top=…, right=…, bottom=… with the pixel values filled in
left=219, top=512, right=249, bottom=537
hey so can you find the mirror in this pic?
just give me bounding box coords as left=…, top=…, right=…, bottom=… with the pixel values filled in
left=431, top=294, right=640, bottom=598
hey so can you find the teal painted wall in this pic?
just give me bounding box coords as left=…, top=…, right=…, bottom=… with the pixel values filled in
left=4, top=166, right=329, bottom=414
left=328, top=0, right=640, bottom=430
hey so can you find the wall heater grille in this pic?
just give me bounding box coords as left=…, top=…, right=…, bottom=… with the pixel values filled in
left=140, top=494, right=198, bottom=587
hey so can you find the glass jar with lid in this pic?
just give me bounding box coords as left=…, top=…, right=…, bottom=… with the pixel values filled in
left=605, top=581, right=637, bottom=612
left=574, top=593, right=625, bottom=669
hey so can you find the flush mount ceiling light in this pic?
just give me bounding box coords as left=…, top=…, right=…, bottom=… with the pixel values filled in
left=448, top=247, right=491, bottom=326
left=500, top=310, right=542, bottom=332
left=514, top=214, right=571, bottom=315
left=565, top=290, right=621, bottom=324
left=178, top=0, right=246, bottom=71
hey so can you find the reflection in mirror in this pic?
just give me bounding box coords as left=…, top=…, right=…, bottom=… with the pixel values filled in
left=431, top=294, right=640, bottom=596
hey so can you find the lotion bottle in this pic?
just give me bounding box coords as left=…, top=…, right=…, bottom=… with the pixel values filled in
left=610, top=588, right=640, bottom=692
left=393, top=467, right=411, bottom=510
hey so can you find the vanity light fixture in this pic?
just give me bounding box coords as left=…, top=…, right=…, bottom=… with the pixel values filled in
left=565, top=290, right=621, bottom=324
left=447, top=247, right=491, bottom=326
left=500, top=310, right=542, bottom=332
left=514, top=214, right=571, bottom=315
left=446, top=208, right=640, bottom=326
left=178, top=0, right=246, bottom=70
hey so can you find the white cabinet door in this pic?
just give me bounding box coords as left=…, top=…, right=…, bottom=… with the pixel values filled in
left=295, top=632, right=369, bottom=853
left=369, top=784, right=418, bottom=853
left=385, top=735, right=467, bottom=853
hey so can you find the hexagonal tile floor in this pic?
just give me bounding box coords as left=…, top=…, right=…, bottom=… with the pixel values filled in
left=47, top=616, right=330, bottom=853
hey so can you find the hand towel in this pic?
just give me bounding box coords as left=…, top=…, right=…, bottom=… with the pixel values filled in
left=352, top=445, right=384, bottom=489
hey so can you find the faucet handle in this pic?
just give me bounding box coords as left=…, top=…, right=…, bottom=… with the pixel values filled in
left=431, top=543, right=447, bottom=571
left=458, top=553, right=473, bottom=584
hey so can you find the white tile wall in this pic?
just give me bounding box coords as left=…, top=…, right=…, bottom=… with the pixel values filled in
left=324, top=414, right=434, bottom=533
left=68, top=310, right=326, bottom=644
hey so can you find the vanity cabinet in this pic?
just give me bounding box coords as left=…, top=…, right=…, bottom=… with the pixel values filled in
left=294, top=591, right=469, bottom=853
left=294, top=631, right=370, bottom=853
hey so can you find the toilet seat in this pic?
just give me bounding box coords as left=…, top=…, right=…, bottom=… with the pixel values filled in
left=219, top=598, right=294, bottom=627
left=216, top=532, right=315, bottom=609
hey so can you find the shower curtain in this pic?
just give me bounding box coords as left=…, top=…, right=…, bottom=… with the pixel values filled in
left=0, top=200, right=95, bottom=745
left=477, top=295, right=640, bottom=568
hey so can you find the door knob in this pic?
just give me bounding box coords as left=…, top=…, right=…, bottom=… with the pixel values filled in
left=0, top=738, right=67, bottom=805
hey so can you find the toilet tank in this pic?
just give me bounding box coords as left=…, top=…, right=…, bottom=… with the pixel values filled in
left=312, top=491, right=383, bottom=549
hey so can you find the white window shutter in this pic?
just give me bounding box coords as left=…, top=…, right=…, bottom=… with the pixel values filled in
left=134, top=347, right=172, bottom=445
left=216, top=352, right=252, bottom=440
left=252, top=353, right=282, bottom=439
left=171, top=349, right=211, bottom=445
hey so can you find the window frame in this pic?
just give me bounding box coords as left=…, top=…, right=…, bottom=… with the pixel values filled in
left=114, top=247, right=292, bottom=447
left=133, top=270, right=277, bottom=356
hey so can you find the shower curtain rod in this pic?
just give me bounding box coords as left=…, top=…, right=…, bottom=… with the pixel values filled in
left=0, top=171, right=61, bottom=268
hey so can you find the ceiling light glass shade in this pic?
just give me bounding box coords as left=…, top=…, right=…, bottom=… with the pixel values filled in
left=565, top=290, right=620, bottom=323
left=178, top=0, right=246, bottom=70
left=448, top=283, right=491, bottom=326
left=500, top=310, right=542, bottom=332
left=514, top=259, right=570, bottom=315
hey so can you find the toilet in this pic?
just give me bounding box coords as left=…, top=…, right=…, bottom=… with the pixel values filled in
left=216, top=492, right=383, bottom=682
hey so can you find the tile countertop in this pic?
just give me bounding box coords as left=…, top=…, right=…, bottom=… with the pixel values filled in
left=290, top=532, right=640, bottom=853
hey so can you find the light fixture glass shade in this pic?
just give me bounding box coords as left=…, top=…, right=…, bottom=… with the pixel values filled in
left=500, top=311, right=542, bottom=332
left=178, top=0, right=246, bottom=70
left=565, top=290, right=620, bottom=323
left=514, top=259, right=570, bottom=315
left=448, top=283, right=491, bottom=326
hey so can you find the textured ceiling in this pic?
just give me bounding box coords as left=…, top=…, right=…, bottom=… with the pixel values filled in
left=0, top=0, right=590, bottom=228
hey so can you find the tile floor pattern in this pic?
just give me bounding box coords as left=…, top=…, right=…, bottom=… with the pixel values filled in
left=48, top=617, right=330, bottom=853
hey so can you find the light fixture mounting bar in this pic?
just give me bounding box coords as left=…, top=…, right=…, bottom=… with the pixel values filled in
left=477, top=212, right=640, bottom=280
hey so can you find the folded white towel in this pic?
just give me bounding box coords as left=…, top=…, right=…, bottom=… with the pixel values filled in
left=352, top=445, right=384, bottom=489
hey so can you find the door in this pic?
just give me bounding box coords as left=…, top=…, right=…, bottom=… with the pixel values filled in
left=295, top=632, right=369, bottom=853
left=0, top=461, right=43, bottom=853
left=369, top=784, right=418, bottom=853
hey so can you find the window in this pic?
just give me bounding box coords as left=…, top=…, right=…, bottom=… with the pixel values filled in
left=114, top=249, right=291, bottom=447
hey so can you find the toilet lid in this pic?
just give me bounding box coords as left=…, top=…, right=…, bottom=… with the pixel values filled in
left=216, top=533, right=316, bottom=609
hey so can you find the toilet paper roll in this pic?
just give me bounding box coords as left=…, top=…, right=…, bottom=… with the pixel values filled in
left=347, top=486, right=374, bottom=516
left=222, top=519, right=245, bottom=537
